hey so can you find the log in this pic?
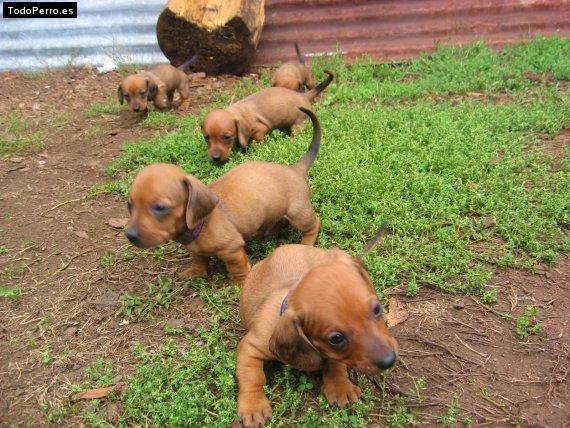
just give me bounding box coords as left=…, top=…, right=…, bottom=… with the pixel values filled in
left=157, top=0, right=265, bottom=75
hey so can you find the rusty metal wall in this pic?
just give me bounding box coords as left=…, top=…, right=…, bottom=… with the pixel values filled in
left=253, top=0, right=570, bottom=66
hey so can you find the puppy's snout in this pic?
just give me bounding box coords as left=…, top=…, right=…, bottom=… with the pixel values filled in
left=125, top=228, right=140, bottom=245
left=210, top=153, right=222, bottom=163
left=133, top=106, right=141, bottom=113
left=375, top=350, right=396, bottom=370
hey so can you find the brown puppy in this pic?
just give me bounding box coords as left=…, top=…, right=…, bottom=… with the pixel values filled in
left=271, top=42, right=316, bottom=92
left=126, top=108, right=322, bottom=283
left=236, top=227, right=398, bottom=427
left=202, top=71, right=333, bottom=163
left=117, top=55, right=197, bottom=112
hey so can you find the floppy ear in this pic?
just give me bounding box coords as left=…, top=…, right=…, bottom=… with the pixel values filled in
left=183, top=175, right=219, bottom=229
left=147, top=79, right=157, bottom=101
left=234, top=119, right=251, bottom=149
left=269, top=310, right=323, bottom=371
left=117, top=85, right=124, bottom=104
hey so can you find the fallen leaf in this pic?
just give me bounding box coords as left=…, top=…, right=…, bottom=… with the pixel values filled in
left=386, top=298, right=409, bottom=327
left=107, top=218, right=128, bottom=229
left=74, top=384, right=125, bottom=400
left=483, top=215, right=496, bottom=229
left=74, top=230, right=89, bottom=239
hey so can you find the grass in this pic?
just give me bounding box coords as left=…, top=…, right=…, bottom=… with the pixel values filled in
left=92, top=36, right=570, bottom=426
left=0, top=110, right=44, bottom=156
left=86, top=95, right=122, bottom=117
left=0, top=285, right=21, bottom=300
left=515, top=305, right=544, bottom=339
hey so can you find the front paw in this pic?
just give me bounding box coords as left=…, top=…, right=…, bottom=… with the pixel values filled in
left=179, top=266, right=208, bottom=280
left=238, top=392, right=272, bottom=428
left=322, top=379, right=361, bottom=408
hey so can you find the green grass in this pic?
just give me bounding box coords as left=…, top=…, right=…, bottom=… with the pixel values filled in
left=0, top=110, right=44, bottom=156
left=515, top=305, right=544, bottom=339
left=0, top=285, right=21, bottom=300
left=98, top=36, right=569, bottom=426
left=86, top=95, right=123, bottom=117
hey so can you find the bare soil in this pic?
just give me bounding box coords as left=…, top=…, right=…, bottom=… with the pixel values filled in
left=0, top=68, right=568, bottom=427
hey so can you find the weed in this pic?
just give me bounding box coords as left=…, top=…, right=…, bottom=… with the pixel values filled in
left=86, top=358, right=115, bottom=387
left=406, top=280, right=419, bottom=296
left=516, top=305, right=543, bottom=339
left=0, top=246, right=8, bottom=254
left=118, top=276, right=176, bottom=319
left=99, top=251, right=117, bottom=268
left=480, top=288, right=498, bottom=304
left=388, top=396, right=417, bottom=428
left=41, top=347, right=53, bottom=364
left=37, top=315, right=49, bottom=332
left=47, top=112, right=71, bottom=130
left=0, top=285, right=21, bottom=300
left=438, top=394, right=461, bottom=428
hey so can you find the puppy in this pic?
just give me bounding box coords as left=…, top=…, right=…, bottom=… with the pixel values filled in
left=117, top=54, right=197, bottom=112
left=236, top=227, right=398, bottom=427
left=271, top=42, right=316, bottom=92
left=125, top=108, right=322, bottom=283
left=202, top=71, right=333, bottom=163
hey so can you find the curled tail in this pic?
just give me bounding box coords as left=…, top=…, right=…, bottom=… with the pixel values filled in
left=178, top=51, right=199, bottom=72
left=294, top=42, right=305, bottom=65
left=359, top=222, right=389, bottom=259
left=304, top=70, right=334, bottom=102
left=295, top=107, right=322, bottom=173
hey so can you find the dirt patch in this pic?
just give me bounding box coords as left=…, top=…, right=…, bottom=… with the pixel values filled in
left=0, top=67, right=568, bottom=427
left=387, top=259, right=569, bottom=426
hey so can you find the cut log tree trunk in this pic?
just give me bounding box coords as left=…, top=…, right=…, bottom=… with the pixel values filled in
left=157, top=0, right=265, bottom=75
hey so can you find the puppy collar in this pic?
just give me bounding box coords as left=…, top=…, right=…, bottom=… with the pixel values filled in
left=176, top=221, right=204, bottom=245
left=279, top=289, right=294, bottom=316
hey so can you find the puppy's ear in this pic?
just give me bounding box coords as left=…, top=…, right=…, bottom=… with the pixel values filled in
left=269, top=310, right=323, bottom=371
left=147, top=79, right=157, bottom=101
left=183, top=175, right=219, bottom=229
left=117, top=85, right=124, bottom=104
left=234, top=119, right=251, bottom=149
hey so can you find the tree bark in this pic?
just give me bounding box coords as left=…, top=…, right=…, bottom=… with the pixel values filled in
left=157, top=0, right=265, bottom=75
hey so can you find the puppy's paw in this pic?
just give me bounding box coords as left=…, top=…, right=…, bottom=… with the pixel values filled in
left=179, top=267, right=208, bottom=280
left=238, top=393, right=272, bottom=428
left=322, top=379, right=361, bottom=408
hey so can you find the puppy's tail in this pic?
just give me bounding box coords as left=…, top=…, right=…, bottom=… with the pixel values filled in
left=357, top=222, right=390, bottom=260
left=294, top=42, right=305, bottom=65
left=294, top=107, right=321, bottom=174
left=304, top=70, right=334, bottom=103
left=178, top=51, right=199, bottom=72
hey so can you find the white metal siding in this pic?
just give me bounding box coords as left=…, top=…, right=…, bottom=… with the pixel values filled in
left=0, top=0, right=169, bottom=71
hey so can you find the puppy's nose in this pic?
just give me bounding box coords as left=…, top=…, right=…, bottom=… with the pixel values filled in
left=125, top=228, right=140, bottom=244
left=133, top=106, right=140, bottom=112
left=375, top=350, right=396, bottom=369
left=211, top=154, right=222, bottom=162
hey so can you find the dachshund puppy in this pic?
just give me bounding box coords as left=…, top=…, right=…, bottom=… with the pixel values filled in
left=236, top=227, right=398, bottom=427
left=117, top=55, right=197, bottom=112
left=125, top=108, right=322, bottom=283
left=271, top=42, right=316, bottom=92
left=202, top=71, right=333, bottom=163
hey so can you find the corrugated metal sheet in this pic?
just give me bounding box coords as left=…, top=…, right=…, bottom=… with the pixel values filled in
left=253, top=0, right=570, bottom=66
left=0, top=0, right=168, bottom=72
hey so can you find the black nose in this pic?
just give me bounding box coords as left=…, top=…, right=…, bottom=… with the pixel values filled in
left=375, top=350, right=396, bottom=369
left=211, top=154, right=222, bottom=162
left=133, top=107, right=140, bottom=112
left=125, top=228, right=140, bottom=244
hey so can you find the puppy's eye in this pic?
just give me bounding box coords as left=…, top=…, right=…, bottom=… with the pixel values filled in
left=140, top=91, right=146, bottom=96
left=124, top=94, right=130, bottom=100
left=328, top=332, right=347, bottom=349
left=222, top=134, right=233, bottom=143
left=127, top=200, right=132, bottom=214
left=151, top=203, right=170, bottom=216
left=204, top=135, right=209, bottom=142
left=373, top=301, right=383, bottom=319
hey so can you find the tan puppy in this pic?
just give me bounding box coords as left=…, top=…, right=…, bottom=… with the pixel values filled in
left=236, top=227, right=398, bottom=427
left=271, top=42, right=316, bottom=92
left=117, top=55, right=197, bottom=112
left=202, top=71, right=333, bottom=163
left=125, top=108, right=322, bottom=283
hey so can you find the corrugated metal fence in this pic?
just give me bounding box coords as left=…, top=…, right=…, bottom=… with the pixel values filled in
left=1, top=0, right=569, bottom=72
left=0, top=0, right=168, bottom=71
left=255, top=0, right=570, bottom=65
